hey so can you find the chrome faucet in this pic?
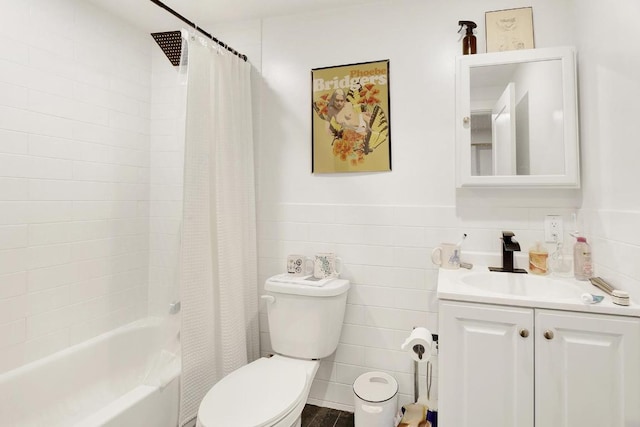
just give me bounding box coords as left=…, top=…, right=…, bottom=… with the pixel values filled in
left=489, top=231, right=528, bottom=274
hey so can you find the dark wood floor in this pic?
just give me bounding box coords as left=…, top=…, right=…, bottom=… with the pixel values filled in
left=301, top=404, right=354, bottom=427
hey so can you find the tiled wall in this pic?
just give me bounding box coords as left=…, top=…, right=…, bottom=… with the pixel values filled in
left=147, top=46, right=186, bottom=317
left=257, top=0, right=581, bottom=411
left=0, top=0, right=152, bottom=374
left=256, top=203, right=583, bottom=408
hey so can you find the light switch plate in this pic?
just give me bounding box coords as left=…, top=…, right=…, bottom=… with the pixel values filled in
left=545, top=215, right=563, bottom=242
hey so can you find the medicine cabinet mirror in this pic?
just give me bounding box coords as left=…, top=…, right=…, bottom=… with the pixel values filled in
left=455, top=46, right=579, bottom=188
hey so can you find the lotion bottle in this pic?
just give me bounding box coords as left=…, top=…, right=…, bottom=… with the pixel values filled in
left=573, top=237, right=593, bottom=280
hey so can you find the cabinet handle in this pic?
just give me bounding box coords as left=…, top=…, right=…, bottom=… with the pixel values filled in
left=519, top=328, right=529, bottom=338
left=544, top=330, right=554, bottom=340
left=463, top=116, right=470, bottom=125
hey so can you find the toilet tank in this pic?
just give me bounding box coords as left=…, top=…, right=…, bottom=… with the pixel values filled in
left=263, top=277, right=350, bottom=359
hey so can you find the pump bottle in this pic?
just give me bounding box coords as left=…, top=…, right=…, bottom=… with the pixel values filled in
left=573, top=237, right=593, bottom=280
left=458, top=20, right=477, bottom=55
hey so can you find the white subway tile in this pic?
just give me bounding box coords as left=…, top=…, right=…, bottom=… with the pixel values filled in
left=0, top=319, right=26, bottom=348
left=0, top=129, right=28, bottom=155
left=27, top=243, right=71, bottom=269
left=28, top=111, right=74, bottom=139
left=335, top=243, right=394, bottom=266
left=0, top=342, right=24, bottom=374
left=28, top=134, right=77, bottom=160
left=0, top=294, right=26, bottom=324
left=72, top=201, right=138, bottom=220
left=348, top=284, right=396, bottom=308
left=26, top=286, right=70, bottom=316
left=150, top=167, right=184, bottom=185
left=109, top=76, right=150, bottom=103
left=149, top=184, right=183, bottom=202
left=0, top=178, right=28, bottom=200
left=29, top=180, right=112, bottom=201
left=29, top=90, right=109, bottom=126
left=334, top=205, right=395, bottom=226
left=0, top=248, right=26, bottom=274
left=150, top=134, right=183, bottom=151
left=0, top=153, right=72, bottom=179
left=363, top=347, right=411, bottom=373
left=393, top=205, right=458, bottom=227
left=0, top=225, right=27, bottom=249
left=334, top=343, right=364, bottom=366
left=363, top=306, right=429, bottom=331
left=343, top=304, right=364, bottom=325
left=0, top=81, right=28, bottom=109
left=109, top=110, right=148, bottom=134
left=335, top=363, right=368, bottom=385
left=391, top=226, right=426, bottom=247
left=0, top=272, right=27, bottom=299
left=309, top=380, right=353, bottom=406
left=26, top=305, right=74, bottom=339
left=0, top=59, right=30, bottom=88
left=23, top=329, right=69, bottom=363
left=340, top=324, right=397, bottom=350
left=27, top=66, right=75, bottom=98
left=0, top=105, right=31, bottom=134
left=392, top=247, right=429, bottom=269
left=315, top=360, right=337, bottom=382
left=28, top=262, right=81, bottom=292
left=0, top=33, right=29, bottom=65
left=72, top=161, right=141, bottom=183
left=28, top=222, right=82, bottom=246
left=258, top=221, right=308, bottom=242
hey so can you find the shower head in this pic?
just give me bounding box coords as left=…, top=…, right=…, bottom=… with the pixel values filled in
left=151, top=30, right=182, bottom=66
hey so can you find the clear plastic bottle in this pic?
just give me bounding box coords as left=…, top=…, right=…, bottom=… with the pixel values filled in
left=573, top=237, right=593, bottom=280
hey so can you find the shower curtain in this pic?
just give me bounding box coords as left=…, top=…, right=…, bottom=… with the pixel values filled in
left=178, top=31, right=259, bottom=426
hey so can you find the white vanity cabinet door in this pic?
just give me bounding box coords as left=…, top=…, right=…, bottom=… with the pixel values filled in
left=439, top=301, right=534, bottom=427
left=535, top=310, right=640, bottom=427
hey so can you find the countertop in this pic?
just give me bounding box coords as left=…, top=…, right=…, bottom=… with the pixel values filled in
left=437, top=265, right=640, bottom=318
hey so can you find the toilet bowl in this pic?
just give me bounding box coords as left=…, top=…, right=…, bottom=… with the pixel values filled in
left=197, top=355, right=319, bottom=427
left=197, top=276, right=350, bottom=427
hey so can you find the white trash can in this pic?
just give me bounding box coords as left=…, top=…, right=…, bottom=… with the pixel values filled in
left=353, top=371, right=398, bottom=427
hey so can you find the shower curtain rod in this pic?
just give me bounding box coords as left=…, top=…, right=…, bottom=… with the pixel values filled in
left=149, top=0, right=248, bottom=61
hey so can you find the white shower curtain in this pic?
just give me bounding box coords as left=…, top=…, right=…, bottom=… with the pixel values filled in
left=178, top=31, right=259, bottom=427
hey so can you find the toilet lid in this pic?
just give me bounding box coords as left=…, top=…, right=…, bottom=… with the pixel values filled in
left=198, top=357, right=307, bottom=427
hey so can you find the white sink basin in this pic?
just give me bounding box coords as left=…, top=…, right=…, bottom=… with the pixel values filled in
left=459, top=271, right=587, bottom=299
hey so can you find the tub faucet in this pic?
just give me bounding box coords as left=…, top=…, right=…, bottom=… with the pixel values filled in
left=489, top=231, right=528, bottom=274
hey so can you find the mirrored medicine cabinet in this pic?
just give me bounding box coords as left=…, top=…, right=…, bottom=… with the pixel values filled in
left=455, top=46, right=580, bottom=188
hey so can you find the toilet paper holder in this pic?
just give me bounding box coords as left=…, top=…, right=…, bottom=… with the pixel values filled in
left=412, top=334, right=439, bottom=359
left=404, top=327, right=439, bottom=403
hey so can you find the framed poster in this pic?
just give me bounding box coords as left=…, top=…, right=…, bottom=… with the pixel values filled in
left=485, top=7, right=534, bottom=52
left=311, top=60, right=391, bottom=173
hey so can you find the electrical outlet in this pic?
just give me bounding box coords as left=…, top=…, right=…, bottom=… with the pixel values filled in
left=544, top=215, right=563, bottom=243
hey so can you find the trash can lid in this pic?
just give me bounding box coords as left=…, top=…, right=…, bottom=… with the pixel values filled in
left=353, top=371, right=398, bottom=403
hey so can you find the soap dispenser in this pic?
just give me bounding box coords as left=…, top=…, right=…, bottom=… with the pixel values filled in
left=528, top=242, right=548, bottom=275
left=573, top=236, right=593, bottom=280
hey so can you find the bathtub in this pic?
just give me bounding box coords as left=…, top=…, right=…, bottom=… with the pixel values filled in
left=0, top=317, right=180, bottom=427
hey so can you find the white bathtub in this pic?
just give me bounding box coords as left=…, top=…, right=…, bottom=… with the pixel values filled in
left=0, top=318, right=180, bottom=427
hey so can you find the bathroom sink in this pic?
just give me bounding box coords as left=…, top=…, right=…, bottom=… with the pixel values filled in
left=459, top=272, right=587, bottom=299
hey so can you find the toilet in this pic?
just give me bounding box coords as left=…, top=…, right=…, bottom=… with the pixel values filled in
left=197, top=276, right=350, bottom=427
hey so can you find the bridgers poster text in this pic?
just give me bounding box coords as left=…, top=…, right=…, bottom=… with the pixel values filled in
left=311, top=60, right=391, bottom=173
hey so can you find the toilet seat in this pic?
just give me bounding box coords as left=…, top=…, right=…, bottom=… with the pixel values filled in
left=198, top=356, right=308, bottom=427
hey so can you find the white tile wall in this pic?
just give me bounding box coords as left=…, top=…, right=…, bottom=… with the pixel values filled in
left=256, top=202, right=587, bottom=408
left=146, top=47, right=186, bottom=317
left=254, top=0, right=640, bottom=412
left=1, top=0, right=638, bottom=418
left=0, top=0, right=151, bottom=374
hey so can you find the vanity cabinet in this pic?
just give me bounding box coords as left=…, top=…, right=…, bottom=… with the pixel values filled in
left=439, top=300, right=640, bottom=427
